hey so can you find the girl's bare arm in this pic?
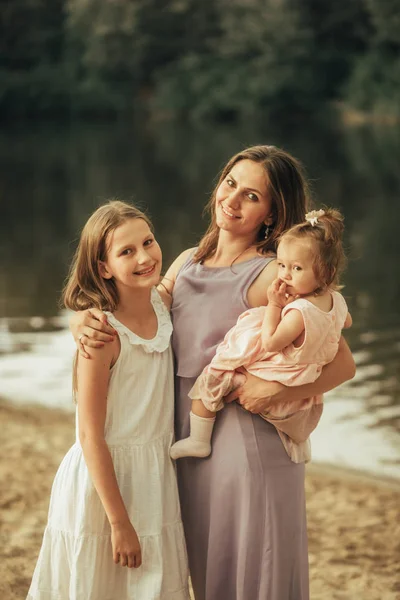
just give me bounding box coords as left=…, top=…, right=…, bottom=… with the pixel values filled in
left=261, top=278, right=304, bottom=352
left=77, top=341, right=141, bottom=567
left=262, top=309, right=305, bottom=353
left=261, top=301, right=282, bottom=343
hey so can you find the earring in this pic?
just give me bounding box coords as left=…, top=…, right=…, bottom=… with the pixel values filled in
left=264, top=225, right=272, bottom=240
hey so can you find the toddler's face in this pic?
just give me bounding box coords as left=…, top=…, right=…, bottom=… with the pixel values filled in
left=276, top=238, right=320, bottom=297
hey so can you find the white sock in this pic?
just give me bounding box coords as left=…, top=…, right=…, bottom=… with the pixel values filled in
left=170, top=412, right=216, bottom=460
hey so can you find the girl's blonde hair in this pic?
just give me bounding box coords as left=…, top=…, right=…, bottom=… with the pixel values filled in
left=62, top=200, right=153, bottom=399
left=62, top=200, right=153, bottom=312
left=194, top=145, right=311, bottom=264
left=279, top=207, right=346, bottom=293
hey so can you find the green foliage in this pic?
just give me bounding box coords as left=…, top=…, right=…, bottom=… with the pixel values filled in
left=345, top=49, right=400, bottom=118
left=344, top=0, right=400, bottom=118
left=0, top=0, right=398, bottom=120
left=0, top=65, right=70, bottom=116
left=366, top=0, right=400, bottom=44
left=300, top=0, right=371, bottom=98
left=67, top=0, right=138, bottom=80
left=152, top=0, right=318, bottom=120
left=0, top=0, right=68, bottom=116
left=0, top=0, right=65, bottom=69
left=64, top=0, right=188, bottom=112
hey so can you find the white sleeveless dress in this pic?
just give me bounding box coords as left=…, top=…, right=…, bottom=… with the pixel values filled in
left=27, top=288, right=190, bottom=600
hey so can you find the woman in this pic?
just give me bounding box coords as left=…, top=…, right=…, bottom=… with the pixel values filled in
left=73, top=146, right=355, bottom=599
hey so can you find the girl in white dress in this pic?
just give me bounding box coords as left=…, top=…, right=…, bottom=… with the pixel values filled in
left=27, top=201, right=189, bottom=600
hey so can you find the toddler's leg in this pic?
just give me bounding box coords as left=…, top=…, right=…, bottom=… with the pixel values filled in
left=232, top=371, right=246, bottom=390
left=170, top=400, right=216, bottom=460
left=191, top=398, right=215, bottom=419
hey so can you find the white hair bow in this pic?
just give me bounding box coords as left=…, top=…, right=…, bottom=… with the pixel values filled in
left=305, top=209, right=325, bottom=226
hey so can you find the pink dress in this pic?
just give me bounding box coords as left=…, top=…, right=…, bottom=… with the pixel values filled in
left=189, top=290, right=349, bottom=462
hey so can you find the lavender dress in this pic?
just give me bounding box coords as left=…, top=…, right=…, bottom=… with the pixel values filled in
left=171, top=254, right=309, bottom=600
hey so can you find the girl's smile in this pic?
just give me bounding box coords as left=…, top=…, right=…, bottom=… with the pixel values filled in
left=134, top=265, right=157, bottom=276
left=100, top=218, right=162, bottom=290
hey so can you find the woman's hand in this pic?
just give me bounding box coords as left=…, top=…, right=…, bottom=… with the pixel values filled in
left=111, top=521, right=142, bottom=569
left=225, top=336, right=355, bottom=414
left=70, top=309, right=115, bottom=358
left=225, top=369, right=285, bottom=414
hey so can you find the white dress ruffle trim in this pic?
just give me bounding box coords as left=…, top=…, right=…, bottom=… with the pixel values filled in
left=105, top=288, right=172, bottom=354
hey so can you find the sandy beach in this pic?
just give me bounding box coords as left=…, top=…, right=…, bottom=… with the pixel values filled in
left=1, top=400, right=399, bottom=600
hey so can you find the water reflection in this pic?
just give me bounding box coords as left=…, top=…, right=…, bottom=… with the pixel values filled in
left=0, top=116, right=399, bottom=441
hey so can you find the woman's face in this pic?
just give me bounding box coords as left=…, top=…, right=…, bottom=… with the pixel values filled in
left=215, top=159, right=273, bottom=239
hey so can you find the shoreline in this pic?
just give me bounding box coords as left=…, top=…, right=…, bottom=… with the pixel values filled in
left=335, top=103, right=400, bottom=126
left=3, top=395, right=399, bottom=487
left=306, top=461, right=400, bottom=491
left=1, top=400, right=400, bottom=600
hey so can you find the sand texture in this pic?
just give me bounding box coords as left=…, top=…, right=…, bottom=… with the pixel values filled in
left=1, top=401, right=399, bottom=600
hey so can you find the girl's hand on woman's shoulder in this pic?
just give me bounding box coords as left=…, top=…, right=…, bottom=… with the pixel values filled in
left=158, top=246, right=197, bottom=299
left=70, top=309, right=116, bottom=359
left=157, top=287, right=172, bottom=311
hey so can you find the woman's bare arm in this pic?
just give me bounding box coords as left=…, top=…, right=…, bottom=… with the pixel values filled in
left=246, top=258, right=277, bottom=307
left=226, top=336, right=356, bottom=414
left=70, top=310, right=115, bottom=354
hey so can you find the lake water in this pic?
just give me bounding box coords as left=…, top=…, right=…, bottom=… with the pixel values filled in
left=1, top=115, right=399, bottom=478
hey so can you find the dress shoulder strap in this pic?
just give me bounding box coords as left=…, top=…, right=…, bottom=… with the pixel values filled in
left=177, top=247, right=198, bottom=277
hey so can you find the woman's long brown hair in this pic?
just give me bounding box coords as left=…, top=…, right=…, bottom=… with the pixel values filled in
left=194, top=145, right=311, bottom=264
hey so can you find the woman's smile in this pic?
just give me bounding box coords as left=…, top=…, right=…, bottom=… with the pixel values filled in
left=221, top=204, right=240, bottom=220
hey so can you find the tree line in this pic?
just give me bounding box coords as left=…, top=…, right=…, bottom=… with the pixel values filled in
left=1, top=0, right=399, bottom=121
